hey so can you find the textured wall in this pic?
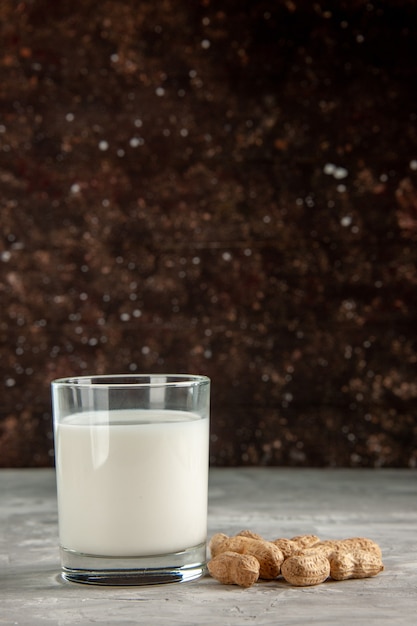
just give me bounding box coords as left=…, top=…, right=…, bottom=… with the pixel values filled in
left=1, top=0, right=416, bottom=467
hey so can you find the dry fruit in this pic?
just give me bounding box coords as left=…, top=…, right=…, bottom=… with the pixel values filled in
left=281, top=552, right=331, bottom=587
left=208, top=551, right=260, bottom=587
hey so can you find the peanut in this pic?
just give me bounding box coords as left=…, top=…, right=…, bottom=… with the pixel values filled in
left=273, top=534, right=320, bottom=559
left=209, top=532, right=230, bottom=556
left=297, top=537, right=382, bottom=560
left=329, top=549, right=384, bottom=581
left=272, top=538, right=299, bottom=559
left=290, top=534, right=321, bottom=550
left=298, top=541, right=341, bottom=559
left=335, top=537, right=382, bottom=558
left=281, top=553, right=330, bottom=587
left=209, top=532, right=284, bottom=579
left=208, top=551, right=260, bottom=587
left=236, top=529, right=265, bottom=541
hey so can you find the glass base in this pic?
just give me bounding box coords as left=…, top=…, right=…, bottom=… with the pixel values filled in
left=60, top=543, right=207, bottom=586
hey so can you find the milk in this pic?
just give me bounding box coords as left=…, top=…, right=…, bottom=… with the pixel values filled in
left=55, top=409, right=209, bottom=557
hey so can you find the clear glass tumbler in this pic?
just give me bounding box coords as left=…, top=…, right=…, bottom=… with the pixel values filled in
left=51, top=374, right=210, bottom=585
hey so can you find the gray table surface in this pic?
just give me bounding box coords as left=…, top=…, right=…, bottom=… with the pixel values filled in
left=1, top=468, right=416, bottom=625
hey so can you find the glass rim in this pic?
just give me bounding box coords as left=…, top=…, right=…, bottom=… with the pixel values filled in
left=51, top=373, right=210, bottom=388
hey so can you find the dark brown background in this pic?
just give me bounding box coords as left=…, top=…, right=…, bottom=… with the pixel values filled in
left=1, top=0, right=416, bottom=468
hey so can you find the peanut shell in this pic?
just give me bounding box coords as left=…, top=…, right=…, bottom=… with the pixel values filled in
left=281, top=553, right=330, bottom=587
left=236, top=529, right=265, bottom=541
left=330, top=549, right=384, bottom=581
left=208, top=551, right=260, bottom=588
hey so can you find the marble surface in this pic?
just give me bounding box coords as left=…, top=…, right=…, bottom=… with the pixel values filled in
left=1, top=468, right=417, bottom=625
left=1, top=1, right=417, bottom=468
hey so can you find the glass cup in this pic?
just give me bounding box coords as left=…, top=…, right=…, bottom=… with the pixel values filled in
left=51, top=374, right=210, bottom=585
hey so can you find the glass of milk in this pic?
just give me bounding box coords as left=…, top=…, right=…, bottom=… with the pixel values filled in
left=51, top=374, right=210, bottom=585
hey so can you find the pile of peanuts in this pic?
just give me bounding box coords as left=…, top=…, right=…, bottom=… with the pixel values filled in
left=207, top=530, right=384, bottom=587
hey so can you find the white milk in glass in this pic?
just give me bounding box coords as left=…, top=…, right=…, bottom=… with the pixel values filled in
left=55, top=409, right=209, bottom=556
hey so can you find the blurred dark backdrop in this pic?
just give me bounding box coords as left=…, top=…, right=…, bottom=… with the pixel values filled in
left=1, top=0, right=416, bottom=467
